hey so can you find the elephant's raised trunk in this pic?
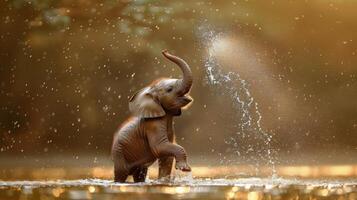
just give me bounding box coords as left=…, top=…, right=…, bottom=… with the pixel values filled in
left=162, top=50, right=193, bottom=96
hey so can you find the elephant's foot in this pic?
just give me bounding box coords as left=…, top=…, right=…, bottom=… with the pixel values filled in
left=175, top=161, right=191, bottom=172
left=158, top=175, right=172, bottom=182
left=114, top=169, right=129, bottom=183
left=133, top=167, right=148, bottom=182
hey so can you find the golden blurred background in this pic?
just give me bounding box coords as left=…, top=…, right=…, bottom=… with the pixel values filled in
left=1, top=0, right=357, bottom=169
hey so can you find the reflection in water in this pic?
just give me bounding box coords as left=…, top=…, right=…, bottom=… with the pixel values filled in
left=1, top=166, right=357, bottom=199
left=0, top=177, right=356, bottom=200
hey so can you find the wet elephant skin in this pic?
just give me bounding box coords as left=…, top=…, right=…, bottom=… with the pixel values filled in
left=111, top=50, right=193, bottom=183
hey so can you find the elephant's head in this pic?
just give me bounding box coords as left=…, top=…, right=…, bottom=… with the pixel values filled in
left=129, top=50, right=193, bottom=118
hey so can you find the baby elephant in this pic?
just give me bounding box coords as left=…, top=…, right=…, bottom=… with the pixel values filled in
left=111, top=50, right=193, bottom=182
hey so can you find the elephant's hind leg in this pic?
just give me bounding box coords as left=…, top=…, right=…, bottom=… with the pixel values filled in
left=133, top=167, right=148, bottom=182
left=113, top=152, right=129, bottom=182
left=114, top=167, right=129, bottom=182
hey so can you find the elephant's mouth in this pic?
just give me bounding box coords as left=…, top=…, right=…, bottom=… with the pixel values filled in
left=164, top=95, right=193, bottom=111
left=180, top=95, right=192, bottom=104
left=179, top=95, right=193, bottom=109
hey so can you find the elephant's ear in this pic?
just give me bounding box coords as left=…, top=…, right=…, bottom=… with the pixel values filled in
left=129, top=87, right=166, bottom=118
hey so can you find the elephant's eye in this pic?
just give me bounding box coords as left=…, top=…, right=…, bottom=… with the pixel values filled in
left=166, top=87, right=173, bottom=93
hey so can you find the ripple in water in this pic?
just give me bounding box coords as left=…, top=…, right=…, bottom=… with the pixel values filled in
left=1, top=178, right=356, bottom=200
left=1, top=178, right=357, bottom=187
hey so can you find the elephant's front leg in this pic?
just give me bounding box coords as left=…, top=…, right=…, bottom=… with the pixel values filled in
left=146, top=120, right=191, bottom=172
left=154, top=143, right=191, bottom=171
left=158, top=156, right=174, bottom=179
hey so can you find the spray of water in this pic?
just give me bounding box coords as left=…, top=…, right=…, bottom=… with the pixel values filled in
left=199, top=28, right=277, bottom=177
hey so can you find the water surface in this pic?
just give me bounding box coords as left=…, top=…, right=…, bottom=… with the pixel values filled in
left=1, top=166, right=356, bottom=200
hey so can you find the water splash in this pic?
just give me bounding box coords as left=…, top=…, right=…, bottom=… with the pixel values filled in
left=173, top=171, right=194, bottom=183
left=198, top=27, right=276, bottom=176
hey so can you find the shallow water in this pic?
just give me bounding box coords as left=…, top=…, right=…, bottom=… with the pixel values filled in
left=1, top=176, right=357, bottom=199
left=1, top=162, right=357, bottom=199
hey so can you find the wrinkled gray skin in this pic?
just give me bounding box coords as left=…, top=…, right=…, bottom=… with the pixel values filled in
left=111, top=50, right=193, bottom=182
